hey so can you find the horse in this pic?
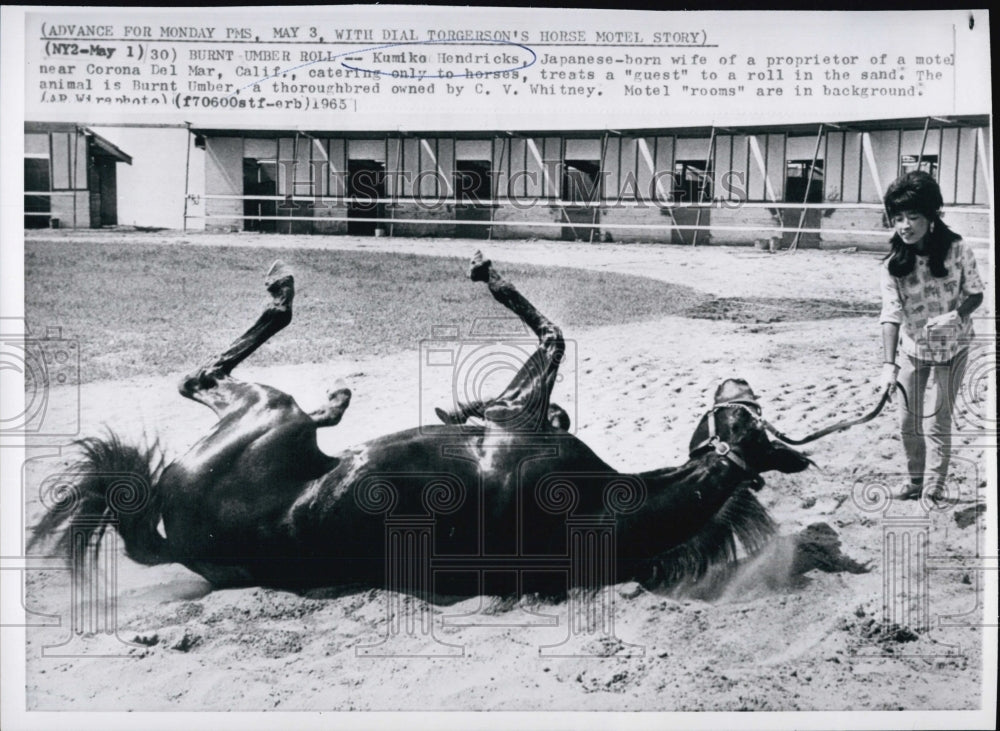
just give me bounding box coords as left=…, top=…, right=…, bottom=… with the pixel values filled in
left=29, top=255, right=813, bottom=598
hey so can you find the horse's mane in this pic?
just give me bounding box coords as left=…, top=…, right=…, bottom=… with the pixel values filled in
left=651, top=486, right=776, bottom=585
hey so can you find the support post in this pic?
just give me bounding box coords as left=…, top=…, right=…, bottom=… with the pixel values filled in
left=791, top=124, right=824, bottom=251
left=489, top=136, right=506, bottom=241
left=749, top=134, right=783, bottom=235
left=72, top=127, right=80, bottom=229
left=976, top=127, right=992, bottom=199
left=588, top=132, right=609, bottom=243
left=638, top=135, right=680, bottom=239
left=182, top=123, right=192, bottom=232
left=692, top=127, right=716, bottom=246
left=951, top=126, right=962, bottom=204
left=970, top=124, right=979, bottom=203
left=917, top=116, right=930, bottom=169
left=288, top=132, right=300, bottom=234
left=390, top=135, right=403, bottom=237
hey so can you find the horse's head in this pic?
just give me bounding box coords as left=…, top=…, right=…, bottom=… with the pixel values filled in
left=688, top=378, right=813, bottom=479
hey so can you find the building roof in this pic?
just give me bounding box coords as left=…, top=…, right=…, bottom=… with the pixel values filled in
left=24, top=122, right=133, bottom=164
left=190, top=115, right=989, bottom=140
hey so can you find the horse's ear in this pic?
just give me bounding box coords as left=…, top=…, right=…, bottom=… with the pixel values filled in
left=435, top=407, right=456, bottom=425
left=688, top=414, right=710, bottom=453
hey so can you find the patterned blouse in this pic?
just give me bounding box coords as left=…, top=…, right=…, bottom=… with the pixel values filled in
left=879, top=238, right=985, bottom=363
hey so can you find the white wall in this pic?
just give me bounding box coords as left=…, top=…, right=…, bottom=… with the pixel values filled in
left=90, top=127, right=205, bottom=230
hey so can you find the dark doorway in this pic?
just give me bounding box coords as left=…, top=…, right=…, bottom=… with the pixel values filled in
left=561, top=160, right=600, bottom=241
left=784, top=160, right=824, bottom=248
left=243, top=159, right=277, bottom=233
left=671, top=161, right=713, bottom=245
left=94, top=157, right=118, bottom=226
left=785, top=160, right=824, bottom=203
left=454, top=160, right=492, bottom=239
left=24, top=158, right=51, bottom=228
left=347, top=159, right=385, bottom=235
left=673, top=160, right=712, bottom=203
left=562, top=160, right=600, bottom=204
left=901, top=154, right=938, bottom=178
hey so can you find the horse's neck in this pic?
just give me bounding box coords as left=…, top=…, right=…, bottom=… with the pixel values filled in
left=636, top=455, right=745, bottom=513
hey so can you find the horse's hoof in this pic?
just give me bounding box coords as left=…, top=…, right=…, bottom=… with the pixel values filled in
left=469, top=251, right=492, bottom=282
left=311, top=386, right=352, bottom=427
left=327, top=386, right=352, bottom=409
left=265, top=260, right=294, bottom=289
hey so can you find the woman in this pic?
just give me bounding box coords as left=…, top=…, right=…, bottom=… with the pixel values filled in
left=878, top=171, right=984, bottom=502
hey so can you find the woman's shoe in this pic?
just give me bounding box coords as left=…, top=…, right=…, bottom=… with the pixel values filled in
left=894, top=483, right=923, bottom=501
left=923, top=484, right=947, bottom=504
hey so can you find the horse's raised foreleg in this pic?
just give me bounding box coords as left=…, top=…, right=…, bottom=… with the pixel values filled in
left=470, top=252, right=562, bottom=351
left=178, top=260, right=295, bottom=415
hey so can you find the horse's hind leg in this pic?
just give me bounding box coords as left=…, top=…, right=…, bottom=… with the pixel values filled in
left=470, top=251, right=566, bottom=431
left=178, top=260, right=295, bottom=415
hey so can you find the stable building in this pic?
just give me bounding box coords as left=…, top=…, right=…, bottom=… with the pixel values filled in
left=191, top=115, right=990, bottom=249
left=24, top=122, right=133, bottom=229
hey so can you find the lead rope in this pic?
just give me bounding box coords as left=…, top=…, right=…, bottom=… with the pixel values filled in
left=761, top=387, right=896, bottom=446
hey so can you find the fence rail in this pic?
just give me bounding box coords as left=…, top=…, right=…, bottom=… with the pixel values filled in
left=193, top=194, right=988, bottom=213
left=183, top=197, right=991, bottom=244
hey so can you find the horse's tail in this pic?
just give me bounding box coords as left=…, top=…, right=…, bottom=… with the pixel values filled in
left=28, top=432, right=170, bottom=569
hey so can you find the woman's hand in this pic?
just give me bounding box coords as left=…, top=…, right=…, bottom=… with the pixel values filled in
left=880, top=362, right=900, bottom=398
left=923, top=310, right=961, bottom=335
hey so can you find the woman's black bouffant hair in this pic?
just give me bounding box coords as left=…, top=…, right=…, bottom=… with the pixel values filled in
left=883, top=170, right=960, bottom=278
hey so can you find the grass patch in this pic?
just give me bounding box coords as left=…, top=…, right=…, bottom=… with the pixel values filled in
left=26, top=241, right=709, bottom=383
left=685, top=296, right=879, bottom=323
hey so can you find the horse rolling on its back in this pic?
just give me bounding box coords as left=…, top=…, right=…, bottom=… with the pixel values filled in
left=29, top=256, right=812, bottom=597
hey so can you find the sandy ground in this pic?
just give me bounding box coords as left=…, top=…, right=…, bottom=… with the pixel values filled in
left=19, top=232, right=995, bottom=715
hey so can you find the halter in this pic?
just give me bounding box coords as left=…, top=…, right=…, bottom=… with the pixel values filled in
left=688, top=400, right=763, bottom=475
